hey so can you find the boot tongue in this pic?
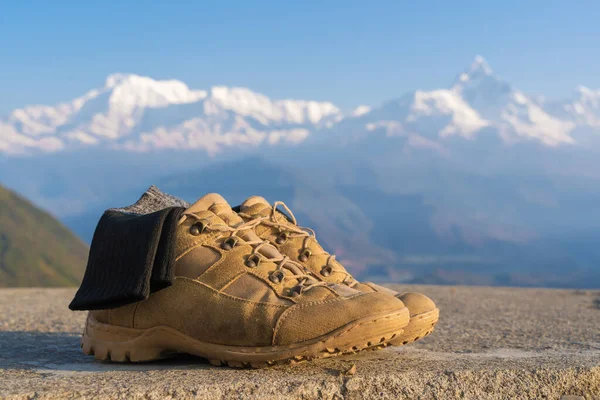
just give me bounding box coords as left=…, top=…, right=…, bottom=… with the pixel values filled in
left=241, top=196, right=296, bottom=226
left=209, top=203, right=245, bottom=227
left=185, top=193, right=230, bottom=214
left=236, top=196, right=282, bottom=257
left=240, top=196, right=272, bottom=216
left=188, top=194, right=283, bottom=260
left=186, top=193, right=253, bottom=229
left=183, top=193, right=235, bottom=227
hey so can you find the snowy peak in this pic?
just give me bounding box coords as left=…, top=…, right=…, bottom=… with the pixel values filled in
left=562, top=85, right=600, bottom=127
left=205, top=86, right=340, bottom=125
left=573, top=85, right=600, bottom=108
left=104, top=73, right=208, bottom=110
left=349, top=57, right=581, bottom=147
left=575, top=85, right=599, bottom=96
left=468, top=55, right=493, bottom=76
left=453, top=56, right=494, bottom=86
left=410, top=89, right=489, bottom=138
left=350, top=105, right=372, bottom=117
left=104, top=73, right=138, bottom=88
left=452, top=56, right=510, bottom=95
left=448, top=57, right=574, bottom=145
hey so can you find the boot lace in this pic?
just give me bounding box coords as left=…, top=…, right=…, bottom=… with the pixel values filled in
left=180, top=212, right=328, bottom=295
left=239, top=201, right=358, bottom=288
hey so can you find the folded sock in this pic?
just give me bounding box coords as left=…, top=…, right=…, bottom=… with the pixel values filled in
left=69, top=206, right=185, bottom=311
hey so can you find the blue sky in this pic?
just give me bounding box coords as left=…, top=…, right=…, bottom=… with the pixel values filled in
left=1, top=1, right=599, bottom=114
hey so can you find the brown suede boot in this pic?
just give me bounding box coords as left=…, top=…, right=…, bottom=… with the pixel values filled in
left=79, top=194, right=410, bottom=367
left=237, top=196, right=439, bottom=347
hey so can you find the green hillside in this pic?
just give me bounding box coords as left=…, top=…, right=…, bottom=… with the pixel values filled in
left=0, top=184, right=88, bottom=287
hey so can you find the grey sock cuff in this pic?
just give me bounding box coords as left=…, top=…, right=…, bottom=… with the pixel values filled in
left=112, top=185, right=190, bottom=215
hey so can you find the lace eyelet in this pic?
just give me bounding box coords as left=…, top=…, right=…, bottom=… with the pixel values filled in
left=268, top=270, right=285, bottom=284
left=298, top=248, right=312, bottom=262
left=320, top=265, right=333, bottom=277
left=275, top=232, right=288, bottom=245
left=189, top=222, right=206, bottom=236
left=245, top=254, right=261, bottom=268
left=221, top=237, right=238, bottom=250
left=289, top=286, right=302, bottom=297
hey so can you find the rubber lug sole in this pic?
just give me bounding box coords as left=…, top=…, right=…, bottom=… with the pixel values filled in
left=388, top=307, right=439, bottom=347
left=81, top=307, right=409, bottom=368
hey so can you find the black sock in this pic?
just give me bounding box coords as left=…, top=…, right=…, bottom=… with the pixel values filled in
left=69, top=206, right=185, bottom=311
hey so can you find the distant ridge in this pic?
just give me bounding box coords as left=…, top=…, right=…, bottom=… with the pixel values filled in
left=0, top=184, right=88, bottom=287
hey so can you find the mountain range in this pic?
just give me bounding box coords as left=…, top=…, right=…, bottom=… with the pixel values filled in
left=1, top=56, right=599, bottom=288
left=0, top=73, right=341, bottom=155
left=2, top=56, right=600, bottom=156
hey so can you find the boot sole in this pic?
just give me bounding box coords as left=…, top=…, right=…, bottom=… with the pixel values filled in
left=81, top=307, right=409, bottom=368
left=388, top=307, right=439, bottom=346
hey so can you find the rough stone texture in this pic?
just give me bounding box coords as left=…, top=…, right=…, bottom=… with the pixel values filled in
left=1, top=285, right=599, bottom=399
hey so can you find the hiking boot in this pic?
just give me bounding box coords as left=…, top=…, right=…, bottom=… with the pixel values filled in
left=237, top=196, right=439, bottom=347
left=75, top=194, right=410, bottom=367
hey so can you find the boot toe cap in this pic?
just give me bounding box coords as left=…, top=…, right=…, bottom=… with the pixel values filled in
left=273, top=292, right=407, bottom=346
left=397, top=292, right=436, bottom=316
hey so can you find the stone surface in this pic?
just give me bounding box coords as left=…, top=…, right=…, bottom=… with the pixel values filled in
left=1, top=285, right=599, bottom=399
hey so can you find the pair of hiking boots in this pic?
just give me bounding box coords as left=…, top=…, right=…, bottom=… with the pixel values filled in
left=70, top=187, right=439, bottom=368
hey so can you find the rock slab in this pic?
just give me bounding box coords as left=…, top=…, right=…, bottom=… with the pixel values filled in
left=1, top=285, right=599, bottom=399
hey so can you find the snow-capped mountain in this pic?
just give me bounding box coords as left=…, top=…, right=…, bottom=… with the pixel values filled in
left=1, top=74, right=341, bottom=155
left=1, top=56, right=599, bottom=156
left=332, top=56, right=581, bottom=149
left=451, top=56, right=576, bottom=146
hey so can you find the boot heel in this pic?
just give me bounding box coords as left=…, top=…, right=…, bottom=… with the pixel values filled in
left=82, top=315, right=174, bottom=362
